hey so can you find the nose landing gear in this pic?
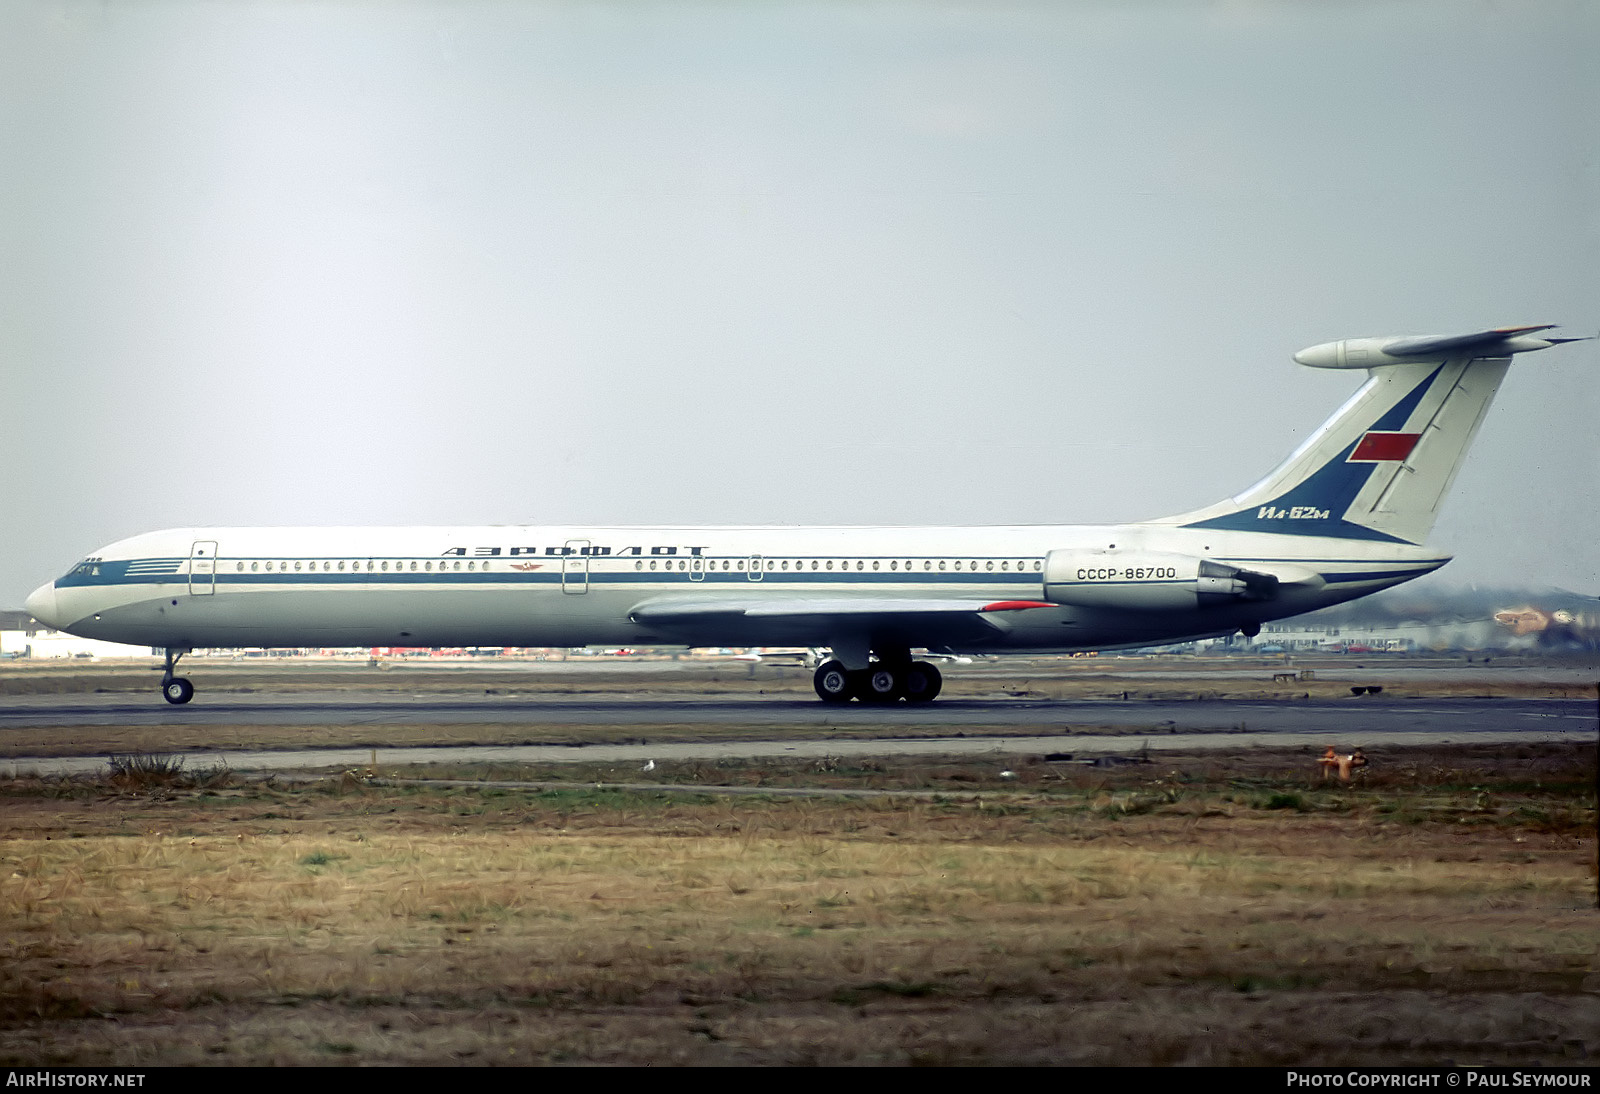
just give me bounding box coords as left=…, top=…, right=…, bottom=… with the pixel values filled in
left=160, top=647, right=194, bottom=705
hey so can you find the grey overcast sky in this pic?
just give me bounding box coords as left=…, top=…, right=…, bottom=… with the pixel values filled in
left=3, top=0, right=1597, bottom=608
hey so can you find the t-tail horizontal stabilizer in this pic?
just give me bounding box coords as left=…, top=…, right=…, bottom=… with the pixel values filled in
left=1162, top=325, right=1585, bottom=546
left=1293, top=325, right=1588, bottom=369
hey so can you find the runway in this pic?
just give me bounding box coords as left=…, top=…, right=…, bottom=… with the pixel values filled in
left=0, top=689, right=1589, bottom=732
left=0, top=690, right=1590, bottom=777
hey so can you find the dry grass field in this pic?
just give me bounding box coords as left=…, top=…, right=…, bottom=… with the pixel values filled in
left=1, top=742, right=1594, bottom=1066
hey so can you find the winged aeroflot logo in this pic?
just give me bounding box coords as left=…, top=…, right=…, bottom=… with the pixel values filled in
left=510, top=562, right=544, bottom=571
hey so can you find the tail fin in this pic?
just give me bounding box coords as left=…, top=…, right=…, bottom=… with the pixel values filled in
left=1158, top=327, right=1582, bottom=545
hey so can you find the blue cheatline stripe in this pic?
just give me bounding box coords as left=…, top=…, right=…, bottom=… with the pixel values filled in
left=61, top=568, right=1040, bottom=589
left=1319, top=567, right=1441, bottom=585
left=61, top=556, right=1048, bottom=588
left=202, top=571, right=1033, bottom=587
left=59, top=555, right=1443, bottom=590
left=1041, top=579, right=1192, bottom=588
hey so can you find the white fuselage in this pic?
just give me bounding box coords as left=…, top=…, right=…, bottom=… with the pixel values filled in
left=33, top=522, right=1447, bottom=654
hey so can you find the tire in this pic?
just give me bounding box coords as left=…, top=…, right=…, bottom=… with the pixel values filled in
left=163, top=677, right=195, bottom=705
left=813, top=660, right=853, bottom=703
left=903, top=661, right=942, bottom=704
left=859, top=664, right=903, bottom=703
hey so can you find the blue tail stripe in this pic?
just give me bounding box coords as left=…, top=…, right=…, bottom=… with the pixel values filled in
left=1184, top=365, right=1441, bottom=543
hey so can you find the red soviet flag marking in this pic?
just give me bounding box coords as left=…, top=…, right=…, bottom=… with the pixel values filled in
left=1348, top=431, right=1422, bottom=462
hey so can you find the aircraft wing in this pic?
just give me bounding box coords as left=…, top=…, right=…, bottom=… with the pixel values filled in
left=628, top=596, right=1055, bottom=648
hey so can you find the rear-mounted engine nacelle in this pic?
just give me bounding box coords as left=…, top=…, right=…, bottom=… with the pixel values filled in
left=1043, top=549, right=1279, bottom=611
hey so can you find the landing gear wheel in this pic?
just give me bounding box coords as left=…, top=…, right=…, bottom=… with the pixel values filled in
left=902, top=661, right=942, bottom=704
left=859, top=665, right=903, bottom=704
left=813, top=660, right=853, bottom=704
left=162, top=677, right=195, bottom=705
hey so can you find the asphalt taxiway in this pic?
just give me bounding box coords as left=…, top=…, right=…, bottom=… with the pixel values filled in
left=0, top=690, right=1591, bottom=776
left=0, top=690, right=1588, bottom=733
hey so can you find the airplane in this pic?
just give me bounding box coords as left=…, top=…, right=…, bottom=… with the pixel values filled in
left=24, top=324, right=1585, bottom=707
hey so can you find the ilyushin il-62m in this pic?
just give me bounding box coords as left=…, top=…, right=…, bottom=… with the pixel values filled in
left=26, top=325, right=1584, bottom=705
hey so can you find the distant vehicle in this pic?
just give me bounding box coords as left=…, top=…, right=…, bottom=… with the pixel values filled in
left=24, top=325, right=1585, bottom=706
left=731, top=647, right=825, bottom=667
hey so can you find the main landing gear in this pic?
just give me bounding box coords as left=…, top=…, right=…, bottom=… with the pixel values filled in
left=160, top=647, right=194, bottom=705
left=813, top=656, right=942, bottom=705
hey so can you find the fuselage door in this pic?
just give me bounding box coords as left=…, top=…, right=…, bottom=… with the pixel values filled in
left=689, top=556, right=705, bottom=582
left=561, top=539, right=589, bottom=595
left=189, top=540, right=217, bottom=596
left=747, top=554, right=764, bottom=582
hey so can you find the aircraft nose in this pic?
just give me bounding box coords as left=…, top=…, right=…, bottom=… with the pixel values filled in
left=25, top=582, right=61, bottom=630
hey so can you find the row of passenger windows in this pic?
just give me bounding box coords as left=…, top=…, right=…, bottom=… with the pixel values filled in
left=229, top=558, right=1044, bottom=575
left=236, top=560, right=489, bottom=573
left=633, top=559, right=1044, bottom=572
